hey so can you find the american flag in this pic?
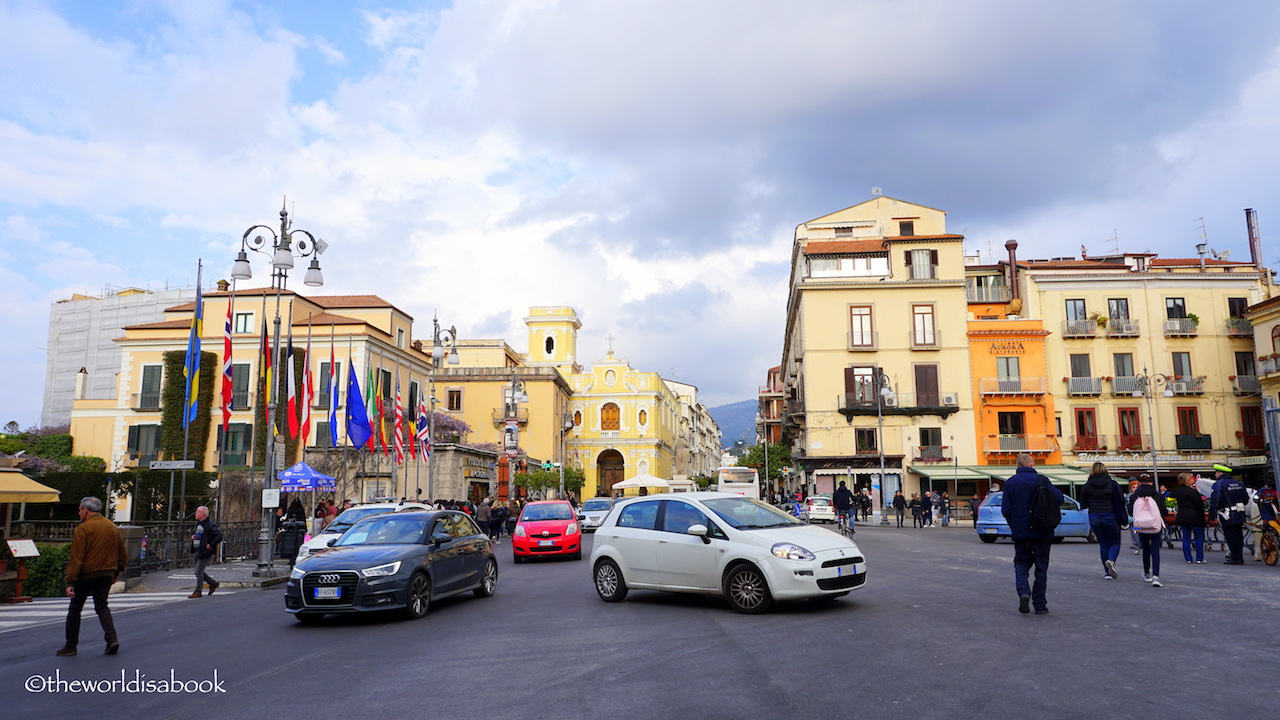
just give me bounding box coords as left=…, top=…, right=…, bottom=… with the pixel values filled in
left=416, top=394, right=430, bottom=462
left=393, top=381, right=405, bottom=466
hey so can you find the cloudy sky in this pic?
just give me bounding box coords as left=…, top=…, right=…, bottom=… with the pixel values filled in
left=4, top=0, right=1280, bottom=430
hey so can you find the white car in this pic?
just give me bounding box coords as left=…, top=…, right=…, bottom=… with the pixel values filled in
left=294, top=502, right=430, bottom=561
left=799, top=495, right=836, bottom=524
left=590, top=491, right=867, bottom=613
left=578, top=497, right=614, bottom=532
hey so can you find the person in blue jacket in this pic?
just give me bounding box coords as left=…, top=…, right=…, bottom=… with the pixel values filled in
left=1000, top=453, right=1064, bottom=615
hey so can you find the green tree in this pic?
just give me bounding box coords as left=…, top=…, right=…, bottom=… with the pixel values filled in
left=512, top=466, right=585, bottom=499
left=737, top=442, right=791, bottom=487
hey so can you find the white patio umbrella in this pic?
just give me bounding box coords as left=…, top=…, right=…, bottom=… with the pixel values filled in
left=611, top=473, right=670, bottom=489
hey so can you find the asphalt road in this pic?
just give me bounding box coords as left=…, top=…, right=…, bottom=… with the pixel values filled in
left=3, top=524, right=1277, bottom=719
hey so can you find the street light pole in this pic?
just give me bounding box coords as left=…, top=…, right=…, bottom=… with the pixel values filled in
left=559, top=411, right=574, bottom=500
left=231, top=201, right=327, bottom=578
left=426, top=312, right=459, bottom=502
left=1133, top=365, right=1175, bottom=489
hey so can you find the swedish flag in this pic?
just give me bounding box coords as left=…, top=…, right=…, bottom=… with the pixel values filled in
left=183, top=263, right=204, bottom=429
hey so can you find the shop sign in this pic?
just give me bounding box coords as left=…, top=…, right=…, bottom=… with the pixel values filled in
left=988, top=341, right=1026, bottom=355
left=1077, top=452, right=1210, bottom=464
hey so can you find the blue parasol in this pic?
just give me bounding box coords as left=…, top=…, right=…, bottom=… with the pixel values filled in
left=278, top=462, right=337, bottom=492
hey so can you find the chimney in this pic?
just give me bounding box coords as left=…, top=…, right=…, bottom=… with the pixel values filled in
left=75, top=367, right=88, bottom=400
left=1245, top=208, right=1269, bottom=285
left=216, top=279, right=230, bottom=292
left=1005, top=239, right=1020, bottom=300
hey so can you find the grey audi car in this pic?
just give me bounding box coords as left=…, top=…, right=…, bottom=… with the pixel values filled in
left=284, top=510, right=497, bottom=623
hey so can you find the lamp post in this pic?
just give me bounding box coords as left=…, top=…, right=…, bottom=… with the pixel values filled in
left=874, top=367, right=896, bottom=526
left=755, top=413, right=770, bottom=499
left=504, top=368, right=528, bottom=495
left=426, top=312, right=459, bottom=501
left=231, top=202, right=327, bottom=577
left=560, top=411, right=574, bottom=500
left=1132, top=366, right=1175, bottom=490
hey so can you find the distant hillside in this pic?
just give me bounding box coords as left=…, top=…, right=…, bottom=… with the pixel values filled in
left=708, top=399, right=757, bottom=450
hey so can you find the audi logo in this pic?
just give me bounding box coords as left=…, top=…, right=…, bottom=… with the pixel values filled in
left=317, top=574, right=342, bottom=584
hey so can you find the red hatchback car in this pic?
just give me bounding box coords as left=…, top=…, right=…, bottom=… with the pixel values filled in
left=513, top=500, right=582, bottom=562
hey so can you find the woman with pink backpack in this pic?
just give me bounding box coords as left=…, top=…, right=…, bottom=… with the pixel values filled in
left=1128, top=475, right=1167, bottom=587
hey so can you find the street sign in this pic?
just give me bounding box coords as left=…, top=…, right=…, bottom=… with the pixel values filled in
left=150, top=460, right=196, bottom=470
left=262, top=488, right=280, bottom=508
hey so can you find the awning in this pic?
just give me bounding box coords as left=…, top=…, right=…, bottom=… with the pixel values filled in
left=278, top=462, right=337, bottom=492
left=911, top=465, right=1093, bottom=488
left=911, top=466, right=994, bottom=481
left=0, top=468, right=62, bottom=503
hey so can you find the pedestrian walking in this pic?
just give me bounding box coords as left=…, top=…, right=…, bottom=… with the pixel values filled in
left=188, top=505, right=222, bottom=598
left=1170, top=472, right=1206, bottom=564
left=476, top=497, right=492, bottom=538
left=892, top=490, right=907, bottom=527
left=1127, top=478, right=1143, bottom=555
left=968, top=494, right=981, bottom=527
left=921, top=491, right=934, bottom=527
left=1000, top=453, right=1063, bottom=615
left=909, top=494, right=923, bottom=528
left=59, top=497, right=126, bottom=656
left=938, top=491, right=951, bottom=527
left=1079, top=462, right=1127, bottom=580
left=1209, top=464, right=1250, bottom=564
left=1129, top=475, right=1165, bottom=587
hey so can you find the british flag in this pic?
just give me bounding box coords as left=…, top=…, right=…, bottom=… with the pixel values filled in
left=416, top=394, right=430, bottom=462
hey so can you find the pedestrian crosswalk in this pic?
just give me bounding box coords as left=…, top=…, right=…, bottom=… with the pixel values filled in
left=0, top=590, right=235, bottom=635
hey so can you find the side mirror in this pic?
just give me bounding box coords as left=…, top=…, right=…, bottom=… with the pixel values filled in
left=687, top=524, right=711, bottom=544
left=431, top=531, right=452, bottom=546
left=326, top=538, right=337, bottom=547
left=577, top=514, right=586, bottom=521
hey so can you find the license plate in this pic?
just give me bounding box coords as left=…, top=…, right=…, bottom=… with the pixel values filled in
left=982, top=528, right=997, bottom=534
left=538, top=539, right=554, bottom=547
left=313, top=587, right=341, bottom=599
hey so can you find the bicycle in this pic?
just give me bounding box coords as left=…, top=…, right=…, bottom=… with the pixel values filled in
left=835, top=509, right=855, bottom=539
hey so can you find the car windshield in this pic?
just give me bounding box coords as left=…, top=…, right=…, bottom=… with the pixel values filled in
left=582, top=500, right=612, bottom=512
left=335, top=515, right=428, bottom=546
left=328, top=507, right=396, bottom=531
left=982, top=494, right=1002, bottom=507
left=521, top=503, right=574, bottom=522
left=703, top=497, right=805, bottom=529
left=809, top=498, right=831, bottom=506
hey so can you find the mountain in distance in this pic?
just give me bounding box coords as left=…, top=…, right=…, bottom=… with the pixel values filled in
left=708, top=399, right=758, bottom=450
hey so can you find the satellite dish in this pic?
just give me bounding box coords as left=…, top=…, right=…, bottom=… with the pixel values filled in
left=871, top=187, right=882, bottom=196
left=1212, top=248, right=1231, bottom=260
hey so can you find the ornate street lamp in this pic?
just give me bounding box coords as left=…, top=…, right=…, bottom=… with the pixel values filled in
left=1132, top=366, right=1175, bottom=489
left=230, top=201, right=327, bottom=577
left=426, top=312, right=459, bottom=501
left=874, top=367, right=896, bottom=525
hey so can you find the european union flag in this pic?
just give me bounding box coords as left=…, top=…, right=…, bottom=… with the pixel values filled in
left=345, top=361, right=372, bottom=449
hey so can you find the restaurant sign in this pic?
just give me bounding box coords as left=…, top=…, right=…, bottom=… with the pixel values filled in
left=1077, top=452, right=1210, bottom=464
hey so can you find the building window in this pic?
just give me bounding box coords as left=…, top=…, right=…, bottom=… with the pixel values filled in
left=1172, top=352, right=1193, bottom=378
left=638, top=409, right=647, bottom=426
left=1075, top=408, right=1098, bottom=450
left=126, top=425, right=162, bottom=465
left=997, top=412, right=1026, bottom=451
left=898, top=220, right=915, bottom=236
left=1176, top=407, right=1200, bottom=436
left=447, top=389, right=462, bottom=412
left=997, top=356, right=1021, bottom=392
left=1118, top=408, right=1142, bottom=449
left=1274, top=325, right=1280, bottom=354
left=397, top=329, right=405, bottom=348
left=905, top=249, right=938, bottom=280
left=854, top=428, right=878, bottom=453
left=1069, top=354, right=1092, bottom=377
left=573, top=410, right=582, bottom=425
left=317, top=361, right=341, bottom=408
left=1165, top=297, right=1187, bottom=319
left=234, top=312, right=254, bottom=334
left=407, top=381, right=419, bottom=421
left=834, top=226, right=853, bottom=236
left=217, top=423, right=251, bottom=464
left=1107, top=298, right=1130, bottom=320
left=1235, top=351, right=1256, bottom=377
left=1227, top=297, right=1248, bottom=318
left=315, top=421, right=333, bottom=448
left=139, top=365, right=163, bottom=410
left=911, top=304, right=937, bottom=347
left=914, top=365, right=939, bottom=407
left=545, top=335, right=555, bottom=355
left=1113, top=353, right=1134, bottom=378
left=1065, top=299, right=1087, bottom=321
left=809, top=257, right=840, bottom=275
left=602, top=403, right=621, bottom=431
left=231, top=363, right=251, bottom=409
left=849, top=306, right=874, bottom=348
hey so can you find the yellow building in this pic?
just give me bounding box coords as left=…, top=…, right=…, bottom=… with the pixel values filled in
left=1244, top=294, right=1280, bottom=483
left=779, top=196, right=979, bottom=509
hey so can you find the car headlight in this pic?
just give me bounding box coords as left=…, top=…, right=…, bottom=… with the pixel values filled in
left=515, top=525, right=526, bottom=537
left=359, top=560, right=402, bottom=578
left=771, top=543, right=815, bottom=561
left=290, top=566, right=306, bottom=579
left=567, top=523, right=579, bottom=535
left=297, top=546, right=310, bottom=558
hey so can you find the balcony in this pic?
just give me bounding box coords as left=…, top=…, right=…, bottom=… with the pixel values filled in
left=1116, top=434, right=1152, bottom=451
left=1239, top=432, right=1265, bottom=451
left=982, top=435, right=1058, bottom=454
left=1111, top=376, right=1141, bottom=396
left=1163, top=318, right=1199, bottom=337
left=847, top=331, right=878, bottom=351
left=1107, top=319, right=1140, bottom=337
left=234, top=391, right=252, bottom=409
left=1226, top=317, right=1253, bottom=337
left=1061, top=320, right=1097, bottom=338
left=1232, top=375, right=1261, bottom=395
left=978, top=377, right=1047, bottom=395
left=837, top=392, right=961, bottom=419
left=1261, top=356, right=1280, bottom=376
left=965, top=282, right=1010, bottom=303
left=1066, top=377, right=1103, bottom=396
left=908, top=332, right=941, bottom=351
left=757, top=383, right=784, bottom=395
left=1174, top=434, right=1213, bottom=451
left=491, top=407, right=530, bottom=426
left=908, top=264, right=938, bottom=281
left=129, top=392, right=162, bottom=411
left=1071, top=435, right=1104, bottom=452
left=911, top=445, right=954, bottom=463
left=1169, top=376, right=1206, bottom=395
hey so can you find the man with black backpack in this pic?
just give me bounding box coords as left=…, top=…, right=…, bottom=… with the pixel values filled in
left=188, top=506, right=222, bottom=598
left=1000, top=454, right=1063, bottom=615
left=1209, top=464, right=1250, bottom=565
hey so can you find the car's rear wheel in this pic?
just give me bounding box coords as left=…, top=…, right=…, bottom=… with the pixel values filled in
left=401, top=573, right=431, bottom=620
left=474, top=558, right=498, bottom=598
left=724, top=564, right=773, bottom=614
left=594, top=558, right=628, bottom=602
left=294, top=612, right=324, bottom=624
left=979, top=535, right=997, bottom=543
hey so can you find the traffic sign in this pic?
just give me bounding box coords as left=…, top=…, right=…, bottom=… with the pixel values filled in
left=149, top=460, right=196, bottom=470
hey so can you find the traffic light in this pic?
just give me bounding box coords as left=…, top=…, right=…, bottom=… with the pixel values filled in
left=542, top=461, right=553, bottom=471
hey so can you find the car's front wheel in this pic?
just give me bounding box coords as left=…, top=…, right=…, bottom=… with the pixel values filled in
left=474, top=558, right=498, bottom=598
left=594, top=558, right=628, bottom=602
left=724, top=564, right=773, bottom=614
left=978, top=534, right=997, bottom=543
left=401, top=573, right=431, bottom=620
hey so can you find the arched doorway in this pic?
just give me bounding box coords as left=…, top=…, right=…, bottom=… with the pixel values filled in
left=597, top=449, right=625, bottom=498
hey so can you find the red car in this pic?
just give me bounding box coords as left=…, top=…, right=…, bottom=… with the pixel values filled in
left=512, top=500, right=582, bottom=562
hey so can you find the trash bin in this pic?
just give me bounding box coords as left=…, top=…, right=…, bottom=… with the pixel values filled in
left=277, top=520, right=307, bottom=565
left=117, top=526, right=145, bottom=580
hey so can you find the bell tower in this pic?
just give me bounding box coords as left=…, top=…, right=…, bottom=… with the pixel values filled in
left=524, top=306, right=582, bottom=373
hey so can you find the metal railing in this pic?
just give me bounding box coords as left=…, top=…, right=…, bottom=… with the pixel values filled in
left=1067, top=377, right=1103, bottom=395
left=8, top=520, right=262, bottom=574
left=1169, top=376, right=1206, bottom=395
left=129, top=392, right=163, bottom=411
left=1111, top=376, right=1141, bottom=396
left=1116, top=434, right=1152, bottom=451
left=1261, top=356, right=1280, bottom=376
left=910, top=445, right=954, bottom=463
left=1233, top=375, right=1261, bottom=395
left=1174, top=434, right=1213, bottom=451
left=1071, top=435, right=1103, bottom=451
left=909, top=331, right=940, bottom=350
left=982, top=435, right=1058, bottom=453
left=908, top=264, right=938, bottom=280
left=978, top=377, right=1047, bottom=395
left=1225, top=317, right=1253, bottom=336
left=965, top=283, right=1010, bottom=303
left=1107, top=319, right=1140, bottom=337
left=1163, top=318, right=1199, bottom=336
left=1062, top=320, right=1097, bottom=338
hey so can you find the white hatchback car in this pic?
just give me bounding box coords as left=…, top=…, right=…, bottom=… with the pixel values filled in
left=799, top=495, right=836, bottom=524
left=578, top=497, right=614, bottom=533
left=294, top=501, right=430, bottom=562
left=589, top=491, right=867, bottom=613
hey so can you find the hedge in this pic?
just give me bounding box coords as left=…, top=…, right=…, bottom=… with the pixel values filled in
left=22, top=543, right=73, bottom=598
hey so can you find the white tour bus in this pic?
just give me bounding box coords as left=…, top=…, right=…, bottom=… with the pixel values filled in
left=715, top=466, right=760, bottom=500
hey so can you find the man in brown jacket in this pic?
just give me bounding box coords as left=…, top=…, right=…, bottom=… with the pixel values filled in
left=59, top=496, right=127, bottom=656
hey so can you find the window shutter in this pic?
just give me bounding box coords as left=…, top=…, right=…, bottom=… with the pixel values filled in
left=127, top=426, right=139, bottom=454
left=844, top=367, right=857, bottom=394
left=904, top=251, right=912, bottom=266
left=930, top=250, right=938, bottom=266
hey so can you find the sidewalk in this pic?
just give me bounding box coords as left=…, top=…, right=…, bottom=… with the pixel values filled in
left=124, top=559, right=293, bottom=594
